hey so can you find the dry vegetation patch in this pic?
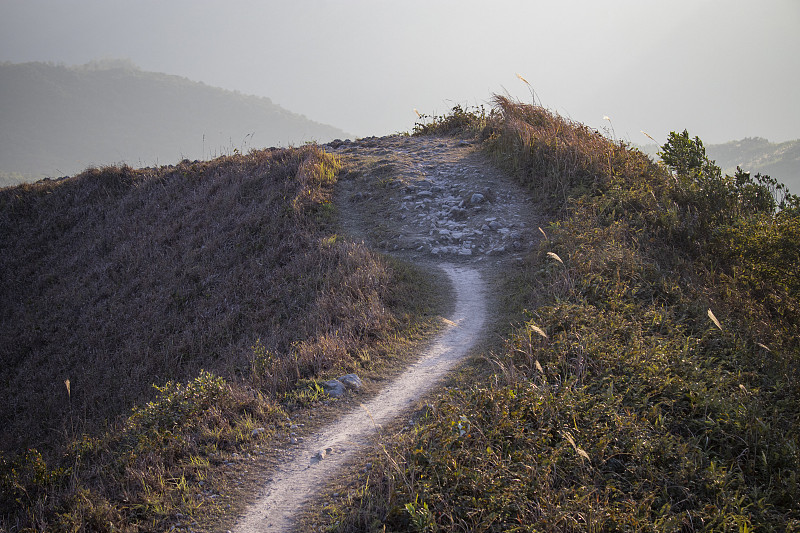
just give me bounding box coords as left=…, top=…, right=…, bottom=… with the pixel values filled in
left=0, top=145, right=441, bottom=531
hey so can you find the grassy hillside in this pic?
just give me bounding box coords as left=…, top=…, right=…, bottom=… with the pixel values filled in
left=0, top=60, right=350, bottom=180
left=0, top=145, right=440, bottom=531
left=324, top=101, right=800, bottom=531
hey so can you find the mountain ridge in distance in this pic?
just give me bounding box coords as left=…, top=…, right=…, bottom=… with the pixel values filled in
left=0, top=59, right=352, bottom=184
left=637, top=136, right=800, bottom=193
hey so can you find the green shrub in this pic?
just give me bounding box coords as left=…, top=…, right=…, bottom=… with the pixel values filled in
left=412, top=104, right=495, bottom=138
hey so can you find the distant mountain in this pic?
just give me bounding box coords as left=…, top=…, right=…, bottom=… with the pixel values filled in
left=706, top=138, right=800, bottom=189
left=0, top=60, right=351, bottom=184
left=637, top=137, right=800, bottom=193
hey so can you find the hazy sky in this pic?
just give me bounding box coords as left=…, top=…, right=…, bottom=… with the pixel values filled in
left=1, top=0, right=798, bottom=144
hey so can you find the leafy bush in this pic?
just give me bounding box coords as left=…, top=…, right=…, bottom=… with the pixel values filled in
left=659, top=129, right=799, bottom=226
left=127, top=370, right=228, bottom=438
left=656, top=129, right=800, bottom=316
left=412, top=104, right=496, bottom=138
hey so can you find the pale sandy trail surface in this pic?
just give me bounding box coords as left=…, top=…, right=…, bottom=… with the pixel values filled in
left=233, top=264, right=486, bottom=533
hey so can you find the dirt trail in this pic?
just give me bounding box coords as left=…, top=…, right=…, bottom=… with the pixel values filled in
left=233, top=265, right=485, bottom=532
left=233, top=135, right=540, bottom=532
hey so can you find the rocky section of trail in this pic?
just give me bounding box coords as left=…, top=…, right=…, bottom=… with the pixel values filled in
left=330, top=135, right=542, bottom=263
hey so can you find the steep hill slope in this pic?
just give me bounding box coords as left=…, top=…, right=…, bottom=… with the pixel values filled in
left=0, top=147, right=367, bottom=453
left=3, top=100, right=798, bottom=532
left=0, top=61, right=350, bottom=183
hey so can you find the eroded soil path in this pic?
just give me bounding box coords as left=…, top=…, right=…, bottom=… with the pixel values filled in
left=233, top=135, right=541, bottom=532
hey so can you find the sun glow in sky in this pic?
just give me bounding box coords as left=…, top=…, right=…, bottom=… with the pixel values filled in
left=1, top=0, right=798, bottom=144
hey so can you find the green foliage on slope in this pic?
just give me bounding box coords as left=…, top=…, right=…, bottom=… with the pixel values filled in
left=334, top=101, right=800, bottom=531
left=639, top=136, right=800, bottom=194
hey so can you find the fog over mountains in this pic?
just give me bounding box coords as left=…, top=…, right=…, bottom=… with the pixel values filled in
left=0, top=60, right=351, bottom=184
left=706, top=138, right=800, bottom=189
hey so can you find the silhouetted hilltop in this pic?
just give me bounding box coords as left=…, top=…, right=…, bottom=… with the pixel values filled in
left=0, top=60, right=351, bottom=183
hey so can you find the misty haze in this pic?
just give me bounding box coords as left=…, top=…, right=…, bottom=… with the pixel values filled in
left=0, top=60, right=350, bottom=182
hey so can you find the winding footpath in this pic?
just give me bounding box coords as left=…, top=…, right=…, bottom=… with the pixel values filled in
left=233, top=135, right=541, bottom=532
left=234, top=265, right=485, bottom=532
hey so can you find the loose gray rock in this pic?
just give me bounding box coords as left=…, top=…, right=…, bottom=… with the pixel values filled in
left=338, top=373, right=363, bottom=391
left=450, top=207, right=467, bottom=219
left=330, top=135, right=542, bottom=266
left=322, top=379, right=346, bottom=398
left=313, top=447, right=333, bottom=461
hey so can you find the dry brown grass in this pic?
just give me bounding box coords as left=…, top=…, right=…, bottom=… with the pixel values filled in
left=488, top=95, right=658, bottom=209
left=319, top=100, right=800, bottom=532
left=0, top=145, right=402, bottom=458
left=0, top=143, right=445, bottom=531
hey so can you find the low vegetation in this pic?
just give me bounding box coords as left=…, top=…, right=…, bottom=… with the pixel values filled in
left=326, top=99, right=800, bottom=531
left=0, top=145, right=441, bottom=531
